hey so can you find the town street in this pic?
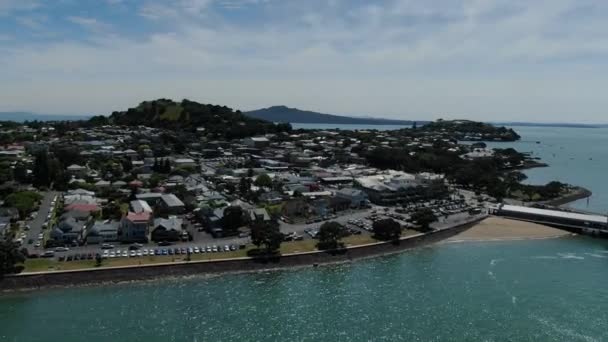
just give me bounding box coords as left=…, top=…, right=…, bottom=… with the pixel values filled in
left=26, top=191, right=59, bottom=254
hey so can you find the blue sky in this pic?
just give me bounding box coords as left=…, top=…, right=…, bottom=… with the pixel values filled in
left=1, top=0, right=608, bottom=123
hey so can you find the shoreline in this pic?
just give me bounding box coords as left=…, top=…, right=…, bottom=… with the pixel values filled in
left=0, top=215, right=582, bottom=293
left=1, top=216, right=486, bottom=293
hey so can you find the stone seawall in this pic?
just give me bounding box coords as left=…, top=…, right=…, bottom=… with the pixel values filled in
left=0, top=217, right=486, bottom=292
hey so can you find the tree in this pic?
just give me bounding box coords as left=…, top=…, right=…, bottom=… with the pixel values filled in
left=0, top=239, right=25, bottom=277
left=32, top=150, right=50, bottom=187
left=102, top=201, right=124, bottom=220
left=4, top=191, right=43, bottom=219
left=95, top=253, right=103, bottom=267
left=221, top=206, right=245, bottom=235
left=250, top=221, right=282, bottom=254
left=317, top=221, right=348, bottom=250
left=372, top=218, right=402, bottom=241
left=238, top=177, right=251, bottom=195
left=254, top=173, right=272, bottom=188
left=410, top=208, right=437, bottom=232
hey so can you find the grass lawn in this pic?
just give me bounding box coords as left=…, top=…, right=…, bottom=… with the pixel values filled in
left=22, top=234, right=398, bottom=273
left=159, top=105, right=183, bottom=120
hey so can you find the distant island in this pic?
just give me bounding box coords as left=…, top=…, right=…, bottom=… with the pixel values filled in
left=245, top=106, right=419, bottom=125
left=0, top=112, right=91, bottom=122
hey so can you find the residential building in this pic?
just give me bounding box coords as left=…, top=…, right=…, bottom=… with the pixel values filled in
left=119, top=212, right=151, bottom=243
left=86, top=220, right=119, bottom=244
left=151, top=216, right=185, bottom=242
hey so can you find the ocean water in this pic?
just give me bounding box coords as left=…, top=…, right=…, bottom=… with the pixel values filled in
left=292, top=123, right=411, bottom=130
left=1, top=238, right=607, bottom=341
left=481, top=126, right=608, bottom=213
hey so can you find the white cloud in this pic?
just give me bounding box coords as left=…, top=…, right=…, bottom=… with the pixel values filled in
left=2, top=0, right=608, bottom=122
left=67, top=16, right=111, bottom=32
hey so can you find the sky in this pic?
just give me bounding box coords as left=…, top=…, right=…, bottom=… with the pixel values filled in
left=1, top=0, right=608, bottom=123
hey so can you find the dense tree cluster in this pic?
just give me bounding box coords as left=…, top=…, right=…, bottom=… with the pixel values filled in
left=250, top=220, right=283, bottom=254
left=373, top=219, right=402, bottom=241
left=317, top=221, right=348, bottom=250
left=0, top=239, right=25, bottom=277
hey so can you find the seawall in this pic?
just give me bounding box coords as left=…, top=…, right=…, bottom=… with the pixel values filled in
left=0, top=216, right=486, bottom=292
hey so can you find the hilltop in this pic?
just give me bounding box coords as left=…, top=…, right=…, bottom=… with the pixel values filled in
left=88, top=99, right=291, bottom=139
left=245, top=106, right=417, bottom=125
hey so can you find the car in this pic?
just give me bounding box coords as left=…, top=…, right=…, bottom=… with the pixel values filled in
left=142, top=249, right=149, bottom=256
left=130, top=251, right=136, bottom=257
left=103, top=250, right=109, bottom=256
left=187, top=247, right=193, bottom=254
left=168, top=248, right=174, bottom=255
left=122, top=251, right=128, bottom=257
left=34, top=242, right=41, bottom=248
left=193, top=247, right=200, bottom=253
left=109, top=252, right=115, bottom=258
left=25, top=225, right=31, bottom=231
left=27, top=238, right=34, bottom=245
left=224, top=245, right=230, bottom=252
left=137, top=251, right=142, bottom=257
left=154, top=249, right=161, bottom=256
left=180, top=248, right=187, bottom=254
left=206, top=246, right=212, bottom=253
left=229, top=245, right=237, bottom=251
left=212, top=245, right=218, bottom=252
left=162, top=249, right=168, bottom=255
left=200, top=246, right=206, bottom=253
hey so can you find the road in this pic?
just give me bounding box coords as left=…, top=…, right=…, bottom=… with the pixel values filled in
left=26, top=191, right=59, bottom=254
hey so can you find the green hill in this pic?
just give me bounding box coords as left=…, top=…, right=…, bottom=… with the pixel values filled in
left=421, top=119, right=521, bottom=141
left=89, top=99, right=291, bottom=139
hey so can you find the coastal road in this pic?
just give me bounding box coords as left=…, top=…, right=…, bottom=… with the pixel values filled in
left=26, top=191, right=59, bottom=254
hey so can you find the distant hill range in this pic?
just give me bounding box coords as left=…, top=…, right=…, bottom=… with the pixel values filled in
left=88, top=99, right=290, bottom=139
left=245, top=106, right=418, bottom=125
left=0, top=112, right=90, bottom=122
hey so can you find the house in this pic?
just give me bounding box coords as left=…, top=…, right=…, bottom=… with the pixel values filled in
left=243, top=136, right=270, bottom=148
left=151, top=216, right=184, bottom=242
left=52, top=217, right=87, bottom=244
left=119, top=212, right=151, bottom=242
left=136, top=192, right=163, bottom=205
left=86, top=220, right=119, bottom=244
left=335, top=188, right=370, bottom=208
left=249, top=208, right=271, bottom=222
left=174, top=158, right=196, bottom=168
left=66, top=164, right=87, bottom=176
left=160, top=194, right=185, bottom=214
left=130, top=200, right=153, bottom=214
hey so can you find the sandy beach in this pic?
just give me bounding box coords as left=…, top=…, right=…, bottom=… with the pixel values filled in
left=447, top=216, right=572, bottom=242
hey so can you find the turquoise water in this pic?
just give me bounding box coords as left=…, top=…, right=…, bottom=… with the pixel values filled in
left=482, top=126, right=608, bottom=213
left=1, top=238, right=608, bottom=341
